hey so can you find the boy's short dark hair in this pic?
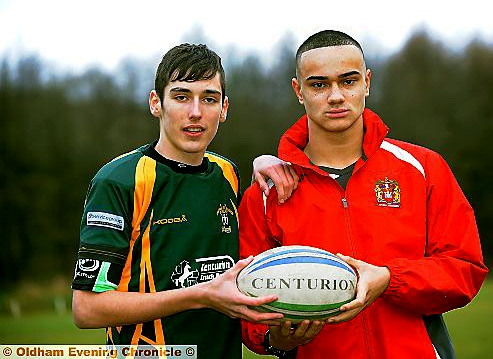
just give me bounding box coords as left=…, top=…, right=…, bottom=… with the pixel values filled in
left=296, top=30, right=365, bottom=66
left=154, top=43, right=226, bottom=102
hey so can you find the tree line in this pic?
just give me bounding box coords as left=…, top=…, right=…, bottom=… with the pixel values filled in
left=0, top=30, right=491, bottom=288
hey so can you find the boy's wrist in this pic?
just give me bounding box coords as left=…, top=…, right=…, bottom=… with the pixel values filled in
left=263, top=330, right=297, bottom=358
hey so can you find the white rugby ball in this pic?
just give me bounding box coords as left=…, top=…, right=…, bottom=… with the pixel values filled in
left=237, top=245, right=357, bottom=323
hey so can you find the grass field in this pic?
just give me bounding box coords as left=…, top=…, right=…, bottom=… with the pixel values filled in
left=1, top=281, right=491, bottom=359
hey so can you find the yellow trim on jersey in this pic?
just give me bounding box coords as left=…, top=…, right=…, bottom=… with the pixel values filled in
left=118, top=156, right=157, bottom=292
left=230, top=198, right=239, bottom=226
left=205, top=153, right=239, bottom=196
left=136, top=210, right=165, bottom=345
left=114, top=156, right=166, bottom=347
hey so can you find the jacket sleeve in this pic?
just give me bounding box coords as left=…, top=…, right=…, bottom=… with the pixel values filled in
left=383, top=152, right=488, bottom=314
left=238, top=183, right=278, bottom=354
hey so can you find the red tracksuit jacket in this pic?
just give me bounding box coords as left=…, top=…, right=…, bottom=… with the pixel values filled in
left=239, top=109, right=488, bottom=359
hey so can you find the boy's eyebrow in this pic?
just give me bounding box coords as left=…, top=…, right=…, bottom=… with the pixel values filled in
left=169, top=87, right=222, bottom=96
left=204, top=89, right=222, bottom=96
left=306, top=71, right=361, bottom=81
left=305, top=75, right=328, bottom=81
left=339, top=70, right=361, bottom=78
left=169, top=87, right=192, bottom=93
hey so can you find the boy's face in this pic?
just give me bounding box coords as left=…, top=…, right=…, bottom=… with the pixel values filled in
left=149, top=73, right=228, bottom=164
left=292, top=45, right=370, bottom=135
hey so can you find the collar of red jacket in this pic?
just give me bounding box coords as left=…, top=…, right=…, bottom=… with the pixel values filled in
left=278, top=108, right=390, bottom=168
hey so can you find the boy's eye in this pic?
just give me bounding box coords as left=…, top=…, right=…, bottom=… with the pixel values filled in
left=312, top=82, right=325, bottom=88
left=203, top=97, right=219, bottom=104
left=175, top=95, right=188, bottom=101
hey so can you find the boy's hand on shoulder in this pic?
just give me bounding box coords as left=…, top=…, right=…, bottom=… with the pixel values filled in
left=252, top=155, right=299, bottom=204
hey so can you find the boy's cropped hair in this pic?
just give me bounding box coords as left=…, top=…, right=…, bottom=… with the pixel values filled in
left=154, top=43, right=226, bottom=101
left=295, top=29, right=365, bottom=63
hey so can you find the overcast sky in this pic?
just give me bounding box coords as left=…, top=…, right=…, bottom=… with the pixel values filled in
left=1, top=0, right=492, bottom=72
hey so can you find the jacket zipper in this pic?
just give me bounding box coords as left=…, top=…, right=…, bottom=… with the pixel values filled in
left=340, top=194, right=373, bottom=359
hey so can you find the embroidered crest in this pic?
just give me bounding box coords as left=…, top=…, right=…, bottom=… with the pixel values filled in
left=217, top=204, right=234, bottom=233
left=374, top=177, right=401, bottom=208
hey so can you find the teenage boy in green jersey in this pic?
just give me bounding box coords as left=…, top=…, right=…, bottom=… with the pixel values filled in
left=71, top=43, right=293, bottom=358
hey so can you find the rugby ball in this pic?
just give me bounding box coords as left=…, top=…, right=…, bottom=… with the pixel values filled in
left=237, top=245, right=357, bottom=323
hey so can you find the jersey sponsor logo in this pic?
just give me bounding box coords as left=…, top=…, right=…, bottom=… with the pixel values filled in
left=73, top=259, right=119, bottom=292
left=171, top=255, right=235, bottom=288
left=217, top=204, right=234, bottom=233
left=153, top=214, right=188, bottom=226
left=87, top=211, right=124, bottom=231
left=73, top=258, right=101, bottom=281
left=374, top=177, right=401, bottom=208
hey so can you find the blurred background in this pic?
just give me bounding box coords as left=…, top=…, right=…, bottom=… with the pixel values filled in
left=0, top=0, right=491, bottom=357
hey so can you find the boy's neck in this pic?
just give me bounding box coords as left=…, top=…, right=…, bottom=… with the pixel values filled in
left=154, top=140, right=205, bottom=166
left=304, top=120, right=364, bottom=170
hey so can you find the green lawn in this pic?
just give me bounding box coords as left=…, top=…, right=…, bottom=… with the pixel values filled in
left=0, top=312, right=103, bottom=344
left=1, top=281, right=491, bottom=359
left=443, top=281, right=493, bottom=359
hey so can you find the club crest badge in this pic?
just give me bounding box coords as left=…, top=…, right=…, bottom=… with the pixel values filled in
left=217, top=203, right=234, bottom=233
left=374, top=177, right=401, bottom=208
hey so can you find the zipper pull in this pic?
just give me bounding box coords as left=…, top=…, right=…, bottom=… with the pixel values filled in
left=342, top=198, right=348, bottom=208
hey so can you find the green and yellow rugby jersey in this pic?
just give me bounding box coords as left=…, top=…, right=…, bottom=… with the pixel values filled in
left=72, top=142, right=241, bottom=359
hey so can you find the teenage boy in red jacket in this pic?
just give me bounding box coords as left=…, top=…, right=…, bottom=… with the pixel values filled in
left=240, top=30, right=488, bottom=359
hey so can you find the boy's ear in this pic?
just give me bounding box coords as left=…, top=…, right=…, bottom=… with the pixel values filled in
left=292, top=78, right=304, bottom=105
left=219, top=96, right=229, bottom=123
left=149, top=90, right=162, bottom=118
left=365, top=69, right=372, bottom=97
